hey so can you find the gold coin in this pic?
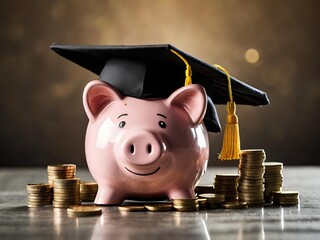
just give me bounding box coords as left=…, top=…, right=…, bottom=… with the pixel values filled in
left=273, top=196, right=298, bottom=201
left=53, top=201, right=80, bottom=208
left=197, top=198, right=208, bottom=208
left=198, top=193, right=225, bottom=203
left=48, top=171, right=75, bottom=175
left=67, top=206, right=102, bottom=216
left=145, top=204, right=173, bottom=212
left=172, top=199, right=198, bottom=206
left=118, top=205, right=146, bottom=212
left=239, top=179, right=264, bottom=185
left=28, top=200, right=52, bottom=205
left=27, top=184, right=53, bottom=191
left=54, top=196, right=80, bottom=201
left=173, top=205, right=199, bottom=212
left=54, top=178, right=81, bottom=185
left=47, top=164, right=76, bottom=171
left=222, top=201, right=248, bottom=209
left=28, top=195, right=53, bottom=201
left=264, top=162, right=283, bottom=167
left=240, top=149, right=265, bottom=154
left=240, top=155, right=265, bottom=160
left=80, top=182, right=98, bottom=187
left=272, top=190, right=299, bottom=197
left=27, top=204, right=51, bottom=208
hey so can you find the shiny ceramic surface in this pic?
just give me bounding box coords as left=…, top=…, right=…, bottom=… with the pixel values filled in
left=83, top=80, right=209, bottom=205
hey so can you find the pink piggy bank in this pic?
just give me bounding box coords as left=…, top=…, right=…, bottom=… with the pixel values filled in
left=83, top=80, right=209, bottom=205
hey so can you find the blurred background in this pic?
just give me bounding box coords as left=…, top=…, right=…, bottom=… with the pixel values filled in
left=1, top=0, right=319, bottom=167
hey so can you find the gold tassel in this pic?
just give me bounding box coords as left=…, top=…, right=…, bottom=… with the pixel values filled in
left=215, top=65, right=241, bottom=160
left=170, top=49, right=192, bottom=86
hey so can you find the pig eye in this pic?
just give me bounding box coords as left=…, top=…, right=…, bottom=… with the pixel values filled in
left=118, top=121, right=126, bottom=128
left=158, top=121, right=166, bottom=129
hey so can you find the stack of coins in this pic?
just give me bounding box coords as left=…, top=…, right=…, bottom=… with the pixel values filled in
left=172, top=199, right=199, bottom=212
left=263, top=162, right=283, bottom=203
left=26, top=184, right=53, bottom=207
left=53, top=178, right=81, bottom=208
left=214, top=174, right=239, bottom=201
left=238, top=149, right=266, bottom=206
left=198, top=193, right=225, bottom=209
left=47, top=164, right=76, bottom=185
left=195, top=184, right=214, bottom=196
left=80, top=182, right=98, bottom=202
left=272, top=191, right=299, bottom=205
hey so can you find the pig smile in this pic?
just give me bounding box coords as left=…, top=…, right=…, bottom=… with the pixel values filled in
left=125, top=167, right=160, bottom=176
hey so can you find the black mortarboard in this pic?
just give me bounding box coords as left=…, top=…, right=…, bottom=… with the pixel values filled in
left=50, top=44, right=269, bottom=133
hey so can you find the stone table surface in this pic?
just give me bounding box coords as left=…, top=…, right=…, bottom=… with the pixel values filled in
left=0, top=166, right=319, bottom=240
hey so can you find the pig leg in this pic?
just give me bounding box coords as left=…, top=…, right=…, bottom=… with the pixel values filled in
left=168, top=187, right=196, bottom=200
left=94, top=186, right=125, bottom=205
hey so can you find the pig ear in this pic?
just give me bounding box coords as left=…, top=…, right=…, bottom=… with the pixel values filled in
left=83, top=80, right=123, bottom=121
left=166, top=84, right=207, bottom=125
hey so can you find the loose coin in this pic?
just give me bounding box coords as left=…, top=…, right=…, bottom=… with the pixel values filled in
left=67, top=206, right=102, bottom=216
left=198, top=193, right=225, bottom=203
left=172, top=199, right=199, bottom=212
left=145, top=204, right=173, bottom=212
left=272, top=190, right=299, bottom=197
left=197, top=198, right=208, bottom=209
left=118, top=205, right=146, bottom=212
left=222, top=201, right=248, bottom=209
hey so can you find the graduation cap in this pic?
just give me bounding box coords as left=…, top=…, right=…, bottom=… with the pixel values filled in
left=50, top=44, right=269, bottom=159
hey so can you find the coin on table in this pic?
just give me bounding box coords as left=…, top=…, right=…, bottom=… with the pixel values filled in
left=172, top=199, right=198, bottom=206
left=272, top=190, right=300, bottom=205
left=145, top=204, right=173, bottom=212
left=172, top=199, right=199, bottom=212
left=118, top=205, right=146, bottom=212
left=198, top=193, right=225, bottom=203
left=67, top=205, right=102, bottom=216
left=272, top=190, right=299, bottom=197
left=222, top=201, right=248, bottom=209
left=173, top=205, right=199, bottom=212
left=197, top=198, right=208, bottom=209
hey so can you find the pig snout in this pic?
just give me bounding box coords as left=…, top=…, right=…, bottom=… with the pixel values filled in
left=121, top=131, right=164, bottom=166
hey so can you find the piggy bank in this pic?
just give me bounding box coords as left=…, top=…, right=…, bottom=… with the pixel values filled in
left=83, top=80, right=209, bottom=205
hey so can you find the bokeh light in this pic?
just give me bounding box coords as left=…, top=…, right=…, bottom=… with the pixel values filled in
left=245, top=49, right=260, bottom=64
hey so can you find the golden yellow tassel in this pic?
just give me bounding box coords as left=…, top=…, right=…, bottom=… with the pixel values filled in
left=218, top=101, right=241, bottom=160
left=170, top=49, right=192, bottom=86
left=215, top=65, right=241, bottom=160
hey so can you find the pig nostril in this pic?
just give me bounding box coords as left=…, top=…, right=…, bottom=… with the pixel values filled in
left=130, top=144, right=135, bottom=154
left=147, top=144, right=152, bottom=154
